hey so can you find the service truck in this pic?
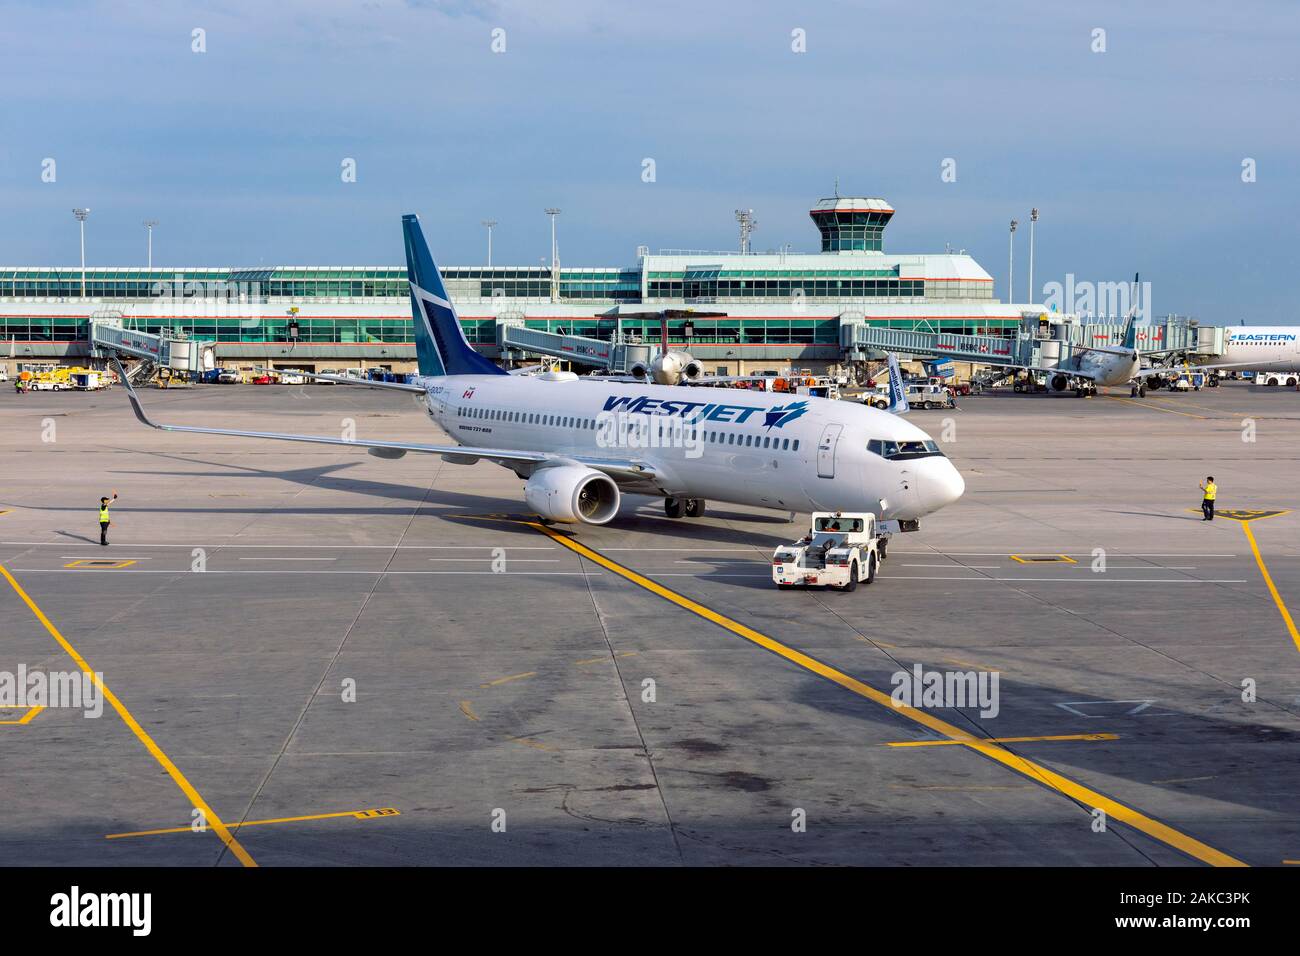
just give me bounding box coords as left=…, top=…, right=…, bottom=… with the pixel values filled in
left=771, top=512, right=886, bottom=591
left=1255, top=370, right=1299, bottom=387
left=904, top=381, right=955, bottom=409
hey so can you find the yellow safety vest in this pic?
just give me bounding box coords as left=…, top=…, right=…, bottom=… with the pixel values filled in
left=99, top=505, right=110, bottom=522
left=1203, top=483, right=1217, bottom=501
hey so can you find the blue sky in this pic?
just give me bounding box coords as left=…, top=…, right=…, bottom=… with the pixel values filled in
left=1, top=0, right=1296, bottom=321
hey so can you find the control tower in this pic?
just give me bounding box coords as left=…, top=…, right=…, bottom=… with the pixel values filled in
left=809, top=197, right=894, bottom=253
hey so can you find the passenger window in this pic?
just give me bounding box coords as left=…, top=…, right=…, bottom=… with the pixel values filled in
left=793, top=439, right=800, bottom=451
left=782, top=438, right=789, bottom=450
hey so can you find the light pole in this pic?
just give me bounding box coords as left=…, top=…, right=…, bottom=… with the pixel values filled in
left=144, top=220, right=159, bottom=269
left=544, top=208, right=561, bottom=302
left=73, top=208, right=90, bottom=296
left=481, top=219, right=497, bottom=267
left=735, top=208, right=757, bottom=255
left=1027, top=207, right=1039, bottom=304
left=1008, top=218, right=1018, bottom=304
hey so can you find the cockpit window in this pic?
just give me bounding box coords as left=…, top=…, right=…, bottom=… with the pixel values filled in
left=867, top=439, right=946, bottom=460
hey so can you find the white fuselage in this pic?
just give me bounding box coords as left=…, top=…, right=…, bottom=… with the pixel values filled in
left=1220, top=327, right=1300, bottom=372
left=417, top=375, right=965, bottom=520
left=1072, top=347, right=1141, bottom=386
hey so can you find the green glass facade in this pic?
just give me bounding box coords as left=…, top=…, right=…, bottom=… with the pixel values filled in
left=0, top=313, right=1015, bottom=347
left=647, top=267, right=922, bottom=299
left=0, top=267, right=641, bottom=302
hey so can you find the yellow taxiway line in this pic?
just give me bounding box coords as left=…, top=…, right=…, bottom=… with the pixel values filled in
left=1240, top=522, right=1300, bottom=654
left=107, top=807, right=400, bottom=840
left=1104, top=395, right=1208, bottom=419
left=525, top=521, right=1245, bottom=867
left=887, top=732, right=1120, bottom=748
left=479, top=671, right=536, bottom=688
left=0, top=564, right=258, bottom=867
left=0, top=705, right=45, bottom=725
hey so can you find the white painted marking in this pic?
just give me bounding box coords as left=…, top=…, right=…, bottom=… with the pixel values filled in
left=428, top=558, right=560, bottom=562
left=603, top=548, right=759, bottom=552
left=653, top=572, right=770, bottom=577
left=8, top=569, right=603, bottom=576
left=238, top=557, right=337, bottom=561
left=1093, top=565, right=1197, bottom=570
left=2, top=541, right=554, bottom=550
left=888, top=551, right=1238, bottom=558
left=61, top=556, right=151, bottom=560
left=1054, top=700, right=1168, bottom=718
left=880, top=576, right=1248, bottom=584
left=673, top=560, right=766, bottom=565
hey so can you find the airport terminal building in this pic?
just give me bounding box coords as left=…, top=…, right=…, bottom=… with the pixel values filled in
left=0, top=196, right=1040, bottom=376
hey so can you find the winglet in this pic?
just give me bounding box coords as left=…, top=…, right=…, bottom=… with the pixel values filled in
left=886, top=353, right=910, bottom=415
left=110, top=355, right=160, bottom=429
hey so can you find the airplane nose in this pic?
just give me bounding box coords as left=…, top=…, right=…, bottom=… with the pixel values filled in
left=916, top=458, right=965, bottom=513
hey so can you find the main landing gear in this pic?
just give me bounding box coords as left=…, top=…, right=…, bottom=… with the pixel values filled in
left=665, top=497, right=706, bottom=519
left=1129, top=384, right=1147, bottom=397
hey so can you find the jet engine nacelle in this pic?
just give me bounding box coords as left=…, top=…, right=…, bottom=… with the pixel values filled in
left=628, top=362, right=651, bottom=382
left=524, top=464, right=621, bottom=524
left=1050, top=373, right=1070, bottom=392
left=651, top=350, right=701, bottom=386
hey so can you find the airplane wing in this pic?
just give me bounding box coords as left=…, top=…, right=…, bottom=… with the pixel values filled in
left=581, top=372, right=769, bottom=387
left=1011, top=363, right=1099, bottom=381
left=1130, top=362, right=1252, bottom=380
left=110, top=356, right=655, bottom=482
left=253, top=366, right=426, bottom=393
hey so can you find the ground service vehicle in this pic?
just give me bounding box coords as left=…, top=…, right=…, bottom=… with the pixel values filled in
left=1013, top=372, right=1049, bottom=393
left=1256, top=371, right=1299, bottom=387
left=905, top=382, right=954, bottom=409
left=771, top=512, right=885, bottom=591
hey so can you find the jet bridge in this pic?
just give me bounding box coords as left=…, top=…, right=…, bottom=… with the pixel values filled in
left=497, top=323, right=652, bottom=374
left=89, top=317, right=214, bottom=375
left=842, top=318, right=1222, bottom=374
left=841, top=324, right=1036, bottom=366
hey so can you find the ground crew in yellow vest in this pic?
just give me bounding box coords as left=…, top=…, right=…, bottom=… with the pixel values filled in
left=99, top=491, right=118, bottom=545
left=1199, top=476, right=1217, bottom=521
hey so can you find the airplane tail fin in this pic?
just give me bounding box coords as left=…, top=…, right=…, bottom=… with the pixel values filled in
left=402, top=214, right=505, bottom=377
left=1120, top=272, right=1141, bottom=350
left=886, top=353, right=910, bottom=414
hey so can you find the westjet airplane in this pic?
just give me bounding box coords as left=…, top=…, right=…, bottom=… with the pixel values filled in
left=113, top=215, right=964, bottom=527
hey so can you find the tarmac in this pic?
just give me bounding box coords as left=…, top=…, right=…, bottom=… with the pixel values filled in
left=2, top=379, right=1299, bottom=866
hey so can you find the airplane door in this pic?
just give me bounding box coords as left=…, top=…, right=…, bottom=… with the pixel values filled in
left=816, top=423, right=842, bottom=478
